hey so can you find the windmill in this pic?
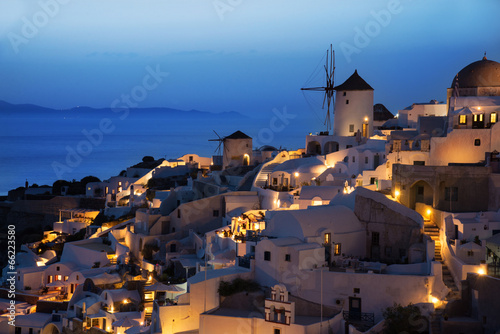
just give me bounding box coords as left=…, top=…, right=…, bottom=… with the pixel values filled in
left=208, top=130, right=226, bottom=166
left=301, top=44, right=336, bottom=132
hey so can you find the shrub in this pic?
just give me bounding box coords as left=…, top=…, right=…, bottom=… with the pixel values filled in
left=218, top=278, right=260, bottom=297
left=383, top=303, right=428, bottom=334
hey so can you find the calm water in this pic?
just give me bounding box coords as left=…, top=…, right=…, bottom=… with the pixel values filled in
left=0, top=108, right=318, bottom=195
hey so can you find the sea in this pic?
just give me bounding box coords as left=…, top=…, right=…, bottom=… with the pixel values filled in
left=0, top=106, right=320, bottom=196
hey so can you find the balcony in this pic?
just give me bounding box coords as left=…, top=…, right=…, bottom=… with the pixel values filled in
left=343, top=311, right=375, bottom=332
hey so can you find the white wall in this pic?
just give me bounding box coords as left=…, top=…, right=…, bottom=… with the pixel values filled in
left=334, top=90, right=374, bottom=137
left=294, top=269, right=434, bottom=322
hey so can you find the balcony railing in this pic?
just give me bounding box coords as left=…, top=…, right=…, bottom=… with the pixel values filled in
left=343, top=311, right=375, bottom=331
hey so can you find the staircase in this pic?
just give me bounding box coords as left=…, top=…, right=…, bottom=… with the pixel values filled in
left=253, top=162, right=280, bottom=188
left=430, top=308, right=444, bottom=334
left=424, top=223, right=442, bottom=261
left=424, top=223, right=461, bottom=334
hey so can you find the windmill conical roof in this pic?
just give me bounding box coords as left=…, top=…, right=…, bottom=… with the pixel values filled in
left=334, top=70, right=373, bottom=91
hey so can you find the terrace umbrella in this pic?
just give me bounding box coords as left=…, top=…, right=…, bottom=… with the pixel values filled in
left=144, top=281, right=171, bottom=292
left=112, top=317, right=140, bottom=328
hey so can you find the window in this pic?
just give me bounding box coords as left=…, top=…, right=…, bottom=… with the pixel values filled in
left=264, top=251, right=271, bottom=261
left=343, top=92, right=346, bottom=96
left=370, top=177, right=377, bottom=185
left=349, top=124, right=354, bottom=132
left=474, top=113, right=484, bottom=122
left=352, top=156, right=355, bottom=163
left=365, top=157, right=368, bottom=164
left=274, top=329, right=281, bottom=334
left=56, top=275, right=62, bottom=281
left=285, top=254, right=291, bottom=262
left=459, top=115, right=467, bottom=124
left=273, top=178, right=278, bottom=186
left=353, top=288, right=360, bottom=294
left=413, top=160, right=426, bottom=166
left=474, top=139, right=481, bottom=146
left=445, top=187, right=458, bottom=201
left=213, top=210, right=219, bottom=217
left=64, top=276, right=69, bottom=281
left=29, top=328, right=33, bottom=334
left=467, top=250, right=474, bottom=257
left=346, top=99, right=349, bottom=104
left=189, top=156, right=193, bottom=162
left=334, top=243, right=341, bottom=255
left=177, top=210, right=181, bottom=218
left=56, top=266, right=60, bottom=271
left=491, top=112, right=497, bottom=124
left=170, top=244, right=177, bottom=253
left=76, top=275, right=79, bottom=281
left=372, top=232, right=380, bottom=246
left=324, top=233, right=331, bottom=244
left=250, top=246, right=255, bottom=253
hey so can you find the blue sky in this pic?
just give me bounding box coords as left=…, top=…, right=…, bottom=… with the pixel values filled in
left=1, top=0, right=500, bottom=120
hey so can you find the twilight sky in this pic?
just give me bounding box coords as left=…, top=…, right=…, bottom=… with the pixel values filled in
left=1, top=0, right=500, bottom=119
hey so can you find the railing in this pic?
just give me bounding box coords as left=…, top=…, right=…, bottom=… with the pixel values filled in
left=343, top=311, right=375, bottom=330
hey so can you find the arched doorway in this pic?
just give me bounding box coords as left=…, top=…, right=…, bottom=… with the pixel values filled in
left=307, top=141, right=322, bottom=155
left=324, top=141, right=340, bottom=154
left=243, top=154, right=250, bottom=166
left=409, top=180, right=434, bottom=209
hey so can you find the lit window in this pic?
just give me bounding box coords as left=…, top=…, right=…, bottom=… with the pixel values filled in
left=473, top=114, right=484, bottom=122
left=56, top=275, right=62, bottom=281
left=459, top=115, right=467, bottom=124
left=491, top=113, right=497, bottom=124
left=334, top=243, right=341, bottom=255
left=324, top=233, right=331, bottom=244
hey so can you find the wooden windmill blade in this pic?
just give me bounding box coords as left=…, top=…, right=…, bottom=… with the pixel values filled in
left=208, top=130, right=224, bottom=157
left=301, top=44, right=336, bottom=132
